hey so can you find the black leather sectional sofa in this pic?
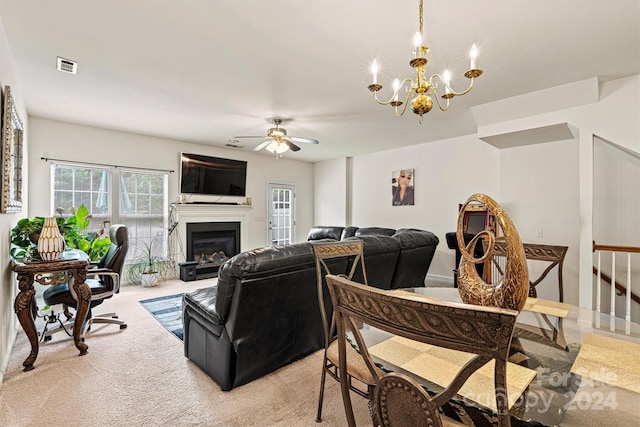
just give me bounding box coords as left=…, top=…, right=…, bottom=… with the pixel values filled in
left=182, top=226, right=439, bottom=390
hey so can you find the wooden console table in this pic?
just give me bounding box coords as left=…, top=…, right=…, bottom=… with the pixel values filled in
left=12, top=258, right=90, bottom=371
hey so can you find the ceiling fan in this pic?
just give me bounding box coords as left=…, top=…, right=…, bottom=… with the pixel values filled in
left=234, top=118, right=319, bottom=156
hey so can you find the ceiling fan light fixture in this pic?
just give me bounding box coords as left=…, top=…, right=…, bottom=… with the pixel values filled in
left=233, top=118, right=318, bottom=157
left=265, top=140, right=289, bottom=155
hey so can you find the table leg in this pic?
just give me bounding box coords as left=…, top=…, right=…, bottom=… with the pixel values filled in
left=14, top=272, right=38, bottom=371
left=72, top=280, right=90, bottom=355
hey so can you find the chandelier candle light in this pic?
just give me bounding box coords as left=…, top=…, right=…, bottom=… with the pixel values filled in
left=368, top=0, right=483, bottom=123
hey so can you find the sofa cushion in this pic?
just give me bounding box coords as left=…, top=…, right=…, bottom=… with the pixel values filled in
left=355, top=227, right=396, bottom=237
left=340, top=226, right=359, bottom=240
left=307, top=226, right=344, bottom=241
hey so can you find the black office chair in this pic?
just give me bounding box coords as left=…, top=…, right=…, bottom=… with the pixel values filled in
left=42, top=224, right=129, bottom=340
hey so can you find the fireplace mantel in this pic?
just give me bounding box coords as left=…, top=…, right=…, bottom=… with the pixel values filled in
left=172, top=203, right=252, bottom=214
left=171, top=203, right=252, bottom=264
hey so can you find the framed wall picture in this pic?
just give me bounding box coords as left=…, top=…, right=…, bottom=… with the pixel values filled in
left=1, top=85, right=24, bottom=213
left=392, top=168, right=414, bottom=206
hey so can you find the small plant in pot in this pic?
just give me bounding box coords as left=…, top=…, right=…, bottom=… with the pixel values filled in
left=127, top=238, right=171, bottom=287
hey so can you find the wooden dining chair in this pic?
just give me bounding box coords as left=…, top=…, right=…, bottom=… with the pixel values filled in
left=312, top=240, right=382, bottom=423
left=487, top=240, right=569, bottom=349
left=325, top=273, right=519, bottom=427
left=487, top=241, right=568, bottom=301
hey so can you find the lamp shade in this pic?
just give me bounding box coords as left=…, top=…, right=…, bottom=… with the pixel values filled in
left=37, top=217, right=65, bottom=261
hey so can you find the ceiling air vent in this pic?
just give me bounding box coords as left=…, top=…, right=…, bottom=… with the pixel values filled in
left=226, top=139, right=241, bottom=148
left=56, top=56, right=77, bottom=74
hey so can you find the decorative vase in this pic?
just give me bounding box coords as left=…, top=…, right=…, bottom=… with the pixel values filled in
left=37, top=217, right=65, bottom=261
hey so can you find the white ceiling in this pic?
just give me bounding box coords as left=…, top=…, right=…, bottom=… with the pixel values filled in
left=1, top=0, right=638, bottom=163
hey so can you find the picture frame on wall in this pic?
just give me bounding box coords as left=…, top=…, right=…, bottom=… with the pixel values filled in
left=392, top=168, right=415, bottom=206
left=1, top=85, right=24, bottom=213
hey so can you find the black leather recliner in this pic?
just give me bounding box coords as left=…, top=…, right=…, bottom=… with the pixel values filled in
left=183, top=226, right=439, bottom=391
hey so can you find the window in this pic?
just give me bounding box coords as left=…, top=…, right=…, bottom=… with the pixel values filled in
left=119, top=169, right=168, bottom=258
left=51, top=163, right=169, bottom=262
left=52, top=164, right=110, bottom=232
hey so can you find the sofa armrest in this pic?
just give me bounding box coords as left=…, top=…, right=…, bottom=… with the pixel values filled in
left=184, top=287, right=225, bottom=326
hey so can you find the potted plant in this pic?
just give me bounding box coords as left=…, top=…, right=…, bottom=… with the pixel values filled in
left=126, top=238, right=171, bottom=287
left=10, top=204, right=111, bottom=263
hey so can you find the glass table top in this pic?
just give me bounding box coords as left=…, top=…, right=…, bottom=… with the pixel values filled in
left=354, top=286, right=640, bottom=427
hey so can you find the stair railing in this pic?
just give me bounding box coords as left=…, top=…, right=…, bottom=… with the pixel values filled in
left=592, top=241, right=640, bottom=334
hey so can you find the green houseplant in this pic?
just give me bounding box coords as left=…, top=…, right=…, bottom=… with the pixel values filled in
left=126, top=238, right=171, bottom=287
left=10, top=204, right=111, bottom=263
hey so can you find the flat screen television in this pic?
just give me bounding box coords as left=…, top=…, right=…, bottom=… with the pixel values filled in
left=180, top=153, right=247, bottom=196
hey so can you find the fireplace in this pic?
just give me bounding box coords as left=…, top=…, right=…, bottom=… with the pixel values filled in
left=186, top=221, right=241, bottom=279
left=172, top=203, right=251, bottom=280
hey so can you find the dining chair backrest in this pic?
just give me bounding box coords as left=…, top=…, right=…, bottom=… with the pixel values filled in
left=312, top=240, right=373, bottom=423
left=488, top=241, right=568, bottom=302
left=325, top=274, right=519, bottom=427
left=312, top=240, right=367, bottom=346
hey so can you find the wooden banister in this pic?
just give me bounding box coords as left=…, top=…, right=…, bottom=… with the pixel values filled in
left=592, top=241, right=640, bottom=306
left=592, top=267, right=640, bottom=305
left=593, top=242, right=640, bottom=253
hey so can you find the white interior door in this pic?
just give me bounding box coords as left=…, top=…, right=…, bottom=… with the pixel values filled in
left=268, top=183, right=295, bottom=245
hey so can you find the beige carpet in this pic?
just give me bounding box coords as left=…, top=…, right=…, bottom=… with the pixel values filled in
left=0, top=278, right=371, bottom=426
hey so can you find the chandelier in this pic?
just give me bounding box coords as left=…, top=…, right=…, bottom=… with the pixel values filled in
left=367, top=0, right=483, bottom=123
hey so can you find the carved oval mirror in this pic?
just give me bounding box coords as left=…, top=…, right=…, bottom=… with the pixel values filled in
left=1, top=85, right=23, bottom=213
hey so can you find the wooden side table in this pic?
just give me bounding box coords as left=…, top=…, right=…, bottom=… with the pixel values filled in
left=12, top=258, right=90, bottom=371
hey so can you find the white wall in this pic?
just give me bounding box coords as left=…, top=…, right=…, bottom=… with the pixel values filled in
left=313, top=157, right=347, bottom=226
left=0, top=17, right=29, bottom=381
left=499, top=139, right=581, bottom=303
left=593, top=136, right=640, bottom=320
left=349, top=134, right=500, bottom=278
left=28, top=117, right=315, bottom=251
left=593, top=137, right=640, bottom=246
left=574, top=76, right=640, bottom=153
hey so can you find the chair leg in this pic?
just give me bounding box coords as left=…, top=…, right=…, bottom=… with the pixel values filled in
left=316, top=364, right=329, bottom=422
left=41, top=314, right=75, bottom=341
left=89, top=314, right=127, bottom=329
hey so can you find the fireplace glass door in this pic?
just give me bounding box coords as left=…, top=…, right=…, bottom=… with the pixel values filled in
left=186, top=221, right=240, bottom=278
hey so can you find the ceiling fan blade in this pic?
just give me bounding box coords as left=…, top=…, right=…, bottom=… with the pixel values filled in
left=289, top=136, right=319, bottom=144
left=283, top=139, right=301, bottom=151
left=253, top=140, right=272, bottom=151
left=234, top=135, right=265, bottom=139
